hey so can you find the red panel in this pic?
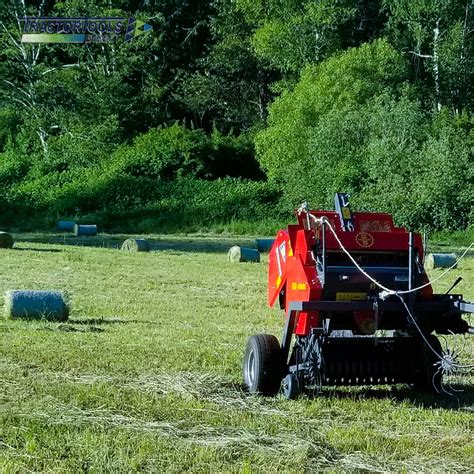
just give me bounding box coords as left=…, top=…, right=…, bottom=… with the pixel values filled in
left=285, top=251, right=311, bottom=308
left=294, top=229, right=316, bottom=265
left=294, top=311, right=319, bottom=335
left=267, top=230, right=290, bottom=307
left=287, top=225, right=299, bottom=254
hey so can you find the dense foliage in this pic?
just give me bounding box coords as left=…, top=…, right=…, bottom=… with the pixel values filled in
left=0, top=0, right=472, bottom=232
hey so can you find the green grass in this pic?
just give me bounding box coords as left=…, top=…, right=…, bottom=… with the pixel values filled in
left=430, top=227, right=474, bottom=250
left=1, top=234, right=473, bottom=472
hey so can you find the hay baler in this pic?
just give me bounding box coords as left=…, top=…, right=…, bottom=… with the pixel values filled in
left=243, top=194, right=474, bottom=399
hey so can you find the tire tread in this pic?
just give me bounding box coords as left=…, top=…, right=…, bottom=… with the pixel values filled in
left=243, top=333, right=282, bottom=396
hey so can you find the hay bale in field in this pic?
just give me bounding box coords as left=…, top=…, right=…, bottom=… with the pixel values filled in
left=57, top=220, right=75, bottom=232
left=121, top=238, right=150, bottom=252
left=5, top=290, right=69, bottom=321
left=228, top=246, right=260, bottom=263
left=74, top=224, right=97, bottom=236
left=425, top=253, right=457, bottom=270
left=0, top=231, right=13, bottom=249
left=255, top=238, right=275, bottom=252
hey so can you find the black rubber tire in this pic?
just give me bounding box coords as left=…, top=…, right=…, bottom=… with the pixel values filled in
left=413, top=334, right=443, bottom=392
left=243, top=334, right=283, bottom=396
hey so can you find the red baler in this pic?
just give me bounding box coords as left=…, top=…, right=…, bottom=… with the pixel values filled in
left=243, top=194, right=474, bottom=398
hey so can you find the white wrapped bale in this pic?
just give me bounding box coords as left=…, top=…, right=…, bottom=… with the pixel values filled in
left=0, top=231, right=13, bottom=249
left=74, top=224, right=97, bottom=236
left=5, top=290, right=69, bottom=321
left=57, top=220, right=75, bottom=232
left=255, top=238, right=275, bottom=252
left=121, top=238, right=150, bottom=252
left=425, top=253, right=457, bottom=270
left=228, top=246, right=260, bottom=263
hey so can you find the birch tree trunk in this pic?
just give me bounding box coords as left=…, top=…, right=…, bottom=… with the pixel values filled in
left=433, top=18, right=441, bottom=111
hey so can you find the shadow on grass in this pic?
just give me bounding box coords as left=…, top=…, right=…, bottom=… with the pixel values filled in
left=31, top=317, right=155, bottom=333
left=14, top=247, right=62, bottom=253
left=35, top=324, right=105, bottom=333
left=68, top=317, right=155, bottom=325
left=318, top=384, right=474, bottom=411
left=14, top=234, right=257, bottom=254
left=57, top=324, right=105, bottom=333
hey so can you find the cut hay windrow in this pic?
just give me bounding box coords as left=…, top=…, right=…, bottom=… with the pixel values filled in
left=5, top=290, right=69, bottom=321
left=227, top=246, right=260, bottom=263
left=74, top=224, right=97, bottom=236
left=0, top=231, right=13, bottom=249
left=121, top=238, right=150, bottom=252
left=10, top=402, right=324, bottom=456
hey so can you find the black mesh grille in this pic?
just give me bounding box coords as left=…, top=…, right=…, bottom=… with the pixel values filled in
left=325, top=251, right=408, bottom=268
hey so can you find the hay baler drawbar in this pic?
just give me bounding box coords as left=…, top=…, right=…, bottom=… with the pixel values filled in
left=243, top=193, right=474, bottom=399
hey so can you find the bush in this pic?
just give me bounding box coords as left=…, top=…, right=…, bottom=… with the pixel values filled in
left=110, top=123, right=212, bottom=180
left=97, top=178, right=283, bottom=232
left=0, top=119, right=273, bottom=232
left=111, top=123, right=261, bottom=181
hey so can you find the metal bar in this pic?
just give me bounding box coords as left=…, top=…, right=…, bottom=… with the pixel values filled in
left=422, top=232, right=427, bottom=264
left=281, top=309, right=297, bottom=363
left=288, top=300, right=452, bottom=313
left=446, top=276, right=463, bottom=295
left=454, top=300, right=474, bottom=313
left=408, top=232, right=414, bottom=311
left=321, top=221, right=326, bottom=288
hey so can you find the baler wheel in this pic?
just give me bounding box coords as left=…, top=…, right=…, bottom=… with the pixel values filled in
left=413, top=334, right=443, bottom=392
left=282, top=373, right=302, bottom=400
left=243, top=334, right=283, bottom=396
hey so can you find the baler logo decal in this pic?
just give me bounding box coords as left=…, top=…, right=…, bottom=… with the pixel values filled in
left=356, top=231, right=374, bottom=248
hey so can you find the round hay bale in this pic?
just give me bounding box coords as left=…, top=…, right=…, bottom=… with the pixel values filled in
left=0, top=231, right=13, bottom=249
left=228, top=246, right=260, bottom=263
left=74, top=224, right=97, bottom=236
left=121, top=238, right=150, bottom=252
left=255, top=238, right=275, bottom=252
left=425, top=253, right=457, bottom=270
left=5, top=290, right=69, bottom=321
left=57, top=220, right=75, bottom=232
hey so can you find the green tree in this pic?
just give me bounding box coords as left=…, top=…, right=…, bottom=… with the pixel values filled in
left=176, top=2, right=278, bottom=132
left=256, top=39, right=408, bottom=184
left=236, top=0, right=356, bottom=74
left=383, top=0, right=474, bottom=112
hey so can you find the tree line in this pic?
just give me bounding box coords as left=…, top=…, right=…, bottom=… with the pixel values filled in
left=0, top=0, right=472, bottom=232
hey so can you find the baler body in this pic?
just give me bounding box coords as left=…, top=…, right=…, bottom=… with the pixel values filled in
left=268, top=210, right=432, bottom=337
left=243, top=194, right=474, bottom=397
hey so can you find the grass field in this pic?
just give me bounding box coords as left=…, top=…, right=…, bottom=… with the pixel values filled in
left=1, top=233, right=473, bottom=472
